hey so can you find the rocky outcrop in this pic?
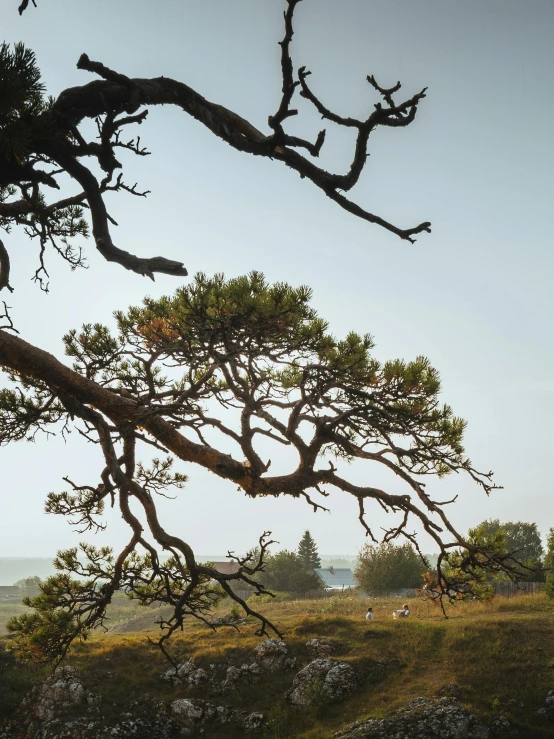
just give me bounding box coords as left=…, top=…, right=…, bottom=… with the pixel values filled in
left=488, top=715, right=518, bottom=737
left=0, top=674, right=173, bottom=739
left=333, top=697, right=500, bottom=739
left=170, top=697, right=264, bottom=735
left=255, top=638, right=296, bottom=672
left=161, top=658, right=212, bottom=687
left=287, top=659, right=358, bottom=706
left=306, top=638, right=334, bottom=657
left=208, top=613, right=248, bottom=627
left=0, top=665, right=266, bottom=739
left=220, top=661, right=261, bottom=692
left=29, top=665, right=85, bottom=722
left=161, top=638, right=295, bottom=696
left=536, top=688, right=554, bottom=721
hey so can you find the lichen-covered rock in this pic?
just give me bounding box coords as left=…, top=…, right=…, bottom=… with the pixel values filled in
left=209, top=613, right=248, bottom=627
left=171, top=697, right=206, bottom=725
left=333, top=697, right=490, bottom=739
left=220, top=662, right=261, bottom=692
left=243, top=712, right=266, bottom=732
left=170, top=697, right=265, bottom=735
left=538, top=689, right=554, bottom=721
left=287, top=659, right=358, bottom=706
left=488, top=715, right=518, bottom=737
left=255, top=638, right=295, bottom=672
left=162, top=659, right=210, bottom=687
left=95, top=715, right=176, bottom=738
left=18, top=665, right=86, bottom=724
left=306, top=638, right=334, bottom=657
left=0, top=677, right=267, bottom=739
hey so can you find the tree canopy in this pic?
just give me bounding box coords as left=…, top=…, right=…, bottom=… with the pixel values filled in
left=355, top=542, right=427, bottom=596
left=260, top=550, right=322, bottom=593
left=463, top=519, right=544, bottom=582
left=0, top=271, right=514, bottom=662
left=469, top=519, right=543, bottom=565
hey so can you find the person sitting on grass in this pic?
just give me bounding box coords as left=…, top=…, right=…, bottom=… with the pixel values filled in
left=365, top=607, right=373, bottom=620
left=392, top=603, right=410, bottom=619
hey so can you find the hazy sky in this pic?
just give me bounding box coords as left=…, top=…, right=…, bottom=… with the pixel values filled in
left=1, top=0, right=553, bottom=559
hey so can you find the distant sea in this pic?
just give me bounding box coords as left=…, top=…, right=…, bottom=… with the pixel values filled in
left=0, top=556, right=231, bottom=585
left=0, top=554, right=362, bottom=586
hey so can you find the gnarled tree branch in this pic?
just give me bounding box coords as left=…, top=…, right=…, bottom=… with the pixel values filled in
left=4, top=1, right=431, bottom=288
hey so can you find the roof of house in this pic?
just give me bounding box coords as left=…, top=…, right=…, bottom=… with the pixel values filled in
left=210, top=562, right=240, bottom=575
left=314, top=568, right=357, bottom=589
left=0, top=585, right=20, bottom=595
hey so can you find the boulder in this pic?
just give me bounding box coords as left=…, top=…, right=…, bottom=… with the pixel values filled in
left=220, top=662, right=261, bottom=692
left=489, top=715, right=518, bottom=737
left=538, top=689, right=554, bottom=721
left=28, top=665, right=85, bottom=722
left=306, top=638, right=334, bottom=657
left=255, top=638, right=296, bottom=672
left=171, top=697, right=205, bottom=722
left=243, top=712, right=266, bottom=732
left=161, top=659, right=210, bottom=687
left=170, top=697, right=265, bottom=735
left=333, top=697, right=490, bottom=739
left=287, top=659, right=358, bottom=706
left=209, top=613, right=248, bottom=627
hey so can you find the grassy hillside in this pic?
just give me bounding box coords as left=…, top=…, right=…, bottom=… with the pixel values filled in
left=2, top=593, right=554, bottom=737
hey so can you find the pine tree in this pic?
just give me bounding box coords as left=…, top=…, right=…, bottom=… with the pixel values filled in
left=298, top=530, right=321, bottom=570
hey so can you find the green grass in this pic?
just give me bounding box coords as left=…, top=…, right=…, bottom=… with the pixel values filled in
left=3, top=593, right=554, bottom=736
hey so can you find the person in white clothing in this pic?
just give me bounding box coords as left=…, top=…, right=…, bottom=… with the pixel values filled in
left=392, top=603, right=410, bottom=619
left=365, top=607, right=373, bottom=620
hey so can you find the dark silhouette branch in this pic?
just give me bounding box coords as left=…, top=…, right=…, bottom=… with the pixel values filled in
left=0, top=239, right=14, bottom=293
left=4, top=1, right=431, bottom=285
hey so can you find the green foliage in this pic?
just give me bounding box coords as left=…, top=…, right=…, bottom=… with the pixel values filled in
left=6, top=544, right=222, bottom=663
left=0, top=42, right=47, bottom=162
left=260, top=550, right=323, bottom=593
left=0, top=371, right=66, bottom=444
left=544, top=528, right=554, bottom=598
left=59, top=271, right=471, bottom=477
left=297, top=530, right=321, bottom=570
left=0, top=272, right=497, bottom=663
left=355, top=542, right=427, bottom=596
left=469, top=519, right=544, bottom=581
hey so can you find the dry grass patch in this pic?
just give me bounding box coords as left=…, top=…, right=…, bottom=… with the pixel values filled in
left=3, top=593, right=554, bottom=737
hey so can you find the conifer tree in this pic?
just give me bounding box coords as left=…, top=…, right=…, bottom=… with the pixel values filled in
left=0, top=0, right=517, bottom=665
left=0, top=271, right=513, bottom=663
left=298, top=531, right=321, bottom=570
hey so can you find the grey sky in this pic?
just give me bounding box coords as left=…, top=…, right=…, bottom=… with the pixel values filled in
left=1, top=0, right=553, bottom=558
